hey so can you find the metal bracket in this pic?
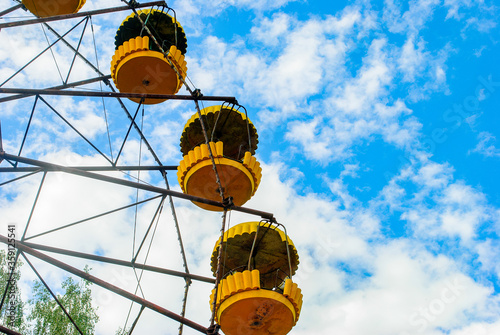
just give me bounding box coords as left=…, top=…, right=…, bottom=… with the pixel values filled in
left=206, top=324, right=220, bottom=335
left=223, top=196, right=234, bottom=210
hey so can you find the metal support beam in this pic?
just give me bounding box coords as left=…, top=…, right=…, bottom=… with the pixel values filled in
left=0, top=325, right=23, bottom=335
left=0, top=88, right=238, bottom=104
left=0, top=1, right=167, bottom=29
left=0, top=165, right=177, bottom=173
left=0, top=75, right=112, bottom=103
left=0, top=152, right=276, bottom=221
left=0, top=234, right=208, bottom=334
left=0, top=4, right=22, bottom=17
left=20, top=240, right=215, bottom=284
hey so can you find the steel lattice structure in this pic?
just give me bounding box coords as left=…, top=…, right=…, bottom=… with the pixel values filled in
left=0, top=1, right=276, bottom=334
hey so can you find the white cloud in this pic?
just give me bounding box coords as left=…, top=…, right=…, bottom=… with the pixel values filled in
left=383, top=0, right=441, bottom=34
left=399, top=34, right=427, bottom=82
left=471, top=131, right=500, bottom=157
left=444, top=0, right=473, bottom=20
left=250, top=12, right=291, bottom=46
left=449, top=320, right=500, bottom=335
left=475, top=239, right=500, bottom=278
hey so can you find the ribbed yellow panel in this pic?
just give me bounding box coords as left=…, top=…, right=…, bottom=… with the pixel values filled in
left=166, top=45, right=188, bottom=91
left=111, top=36, right=150, bottom=86
left=283, top=279, right=303, bottom=323
left=177, top=142, right=224, bottom=188
left=209, top=271, right=303, bottom=328
left=209, top=269, right=261, bottom=313
left=242, top=152, right=262, bottom=189
left=176, top=141, right=260, bottom=194
left=111, top=36, right=187, bottom=95
left=167, top=45, right=187, bottom=74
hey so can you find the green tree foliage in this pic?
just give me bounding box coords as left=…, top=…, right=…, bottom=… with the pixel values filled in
left=115, top=326, right=131, bottom=335
left=0, top=249, right=28, bottom=333
left=27, top=266, right=99, bottom=335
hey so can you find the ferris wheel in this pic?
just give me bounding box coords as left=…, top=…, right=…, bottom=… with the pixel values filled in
left=0, top=1, right=303, bottom=334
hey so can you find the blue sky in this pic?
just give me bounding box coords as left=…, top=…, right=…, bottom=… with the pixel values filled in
left=1, top=0, right=500, bottom=334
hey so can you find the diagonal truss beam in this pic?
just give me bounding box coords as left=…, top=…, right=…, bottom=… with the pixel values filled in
left=0, top=75, right=112, bottom=103
left=0, top=325, right=23, bottom=335
left=0, top=4, right=22, bottom=17
left=0, top=235, right=208, bottom=334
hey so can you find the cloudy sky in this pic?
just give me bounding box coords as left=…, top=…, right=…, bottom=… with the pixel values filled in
left=1, top=0, right=500, bottom=334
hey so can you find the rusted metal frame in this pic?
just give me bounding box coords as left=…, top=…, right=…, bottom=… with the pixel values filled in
left=132, top=196, right=166, bottom=263
left=0, top=235, right=209, bottom=334
left=164, top=175, right=190, bottom=277
left=164, top=175, right=192, bottom=335
left=42, top=21, right=108, bottom=80
left=0, top=75, right=112, bottom=103
left=247, top=223, right=261, bottom=270
left=114, top=103, right=143, bottom=166
left=0, top=165, right=177, bottom=172
left=21, top=253, right=85, bottom=335
left=15, top=96, right=39, bottom=168
left=209, top=209, right=229, bottom=327
left=116, top=97, right=166, bottom=180
left=37, top=95, right=114, bottom=165
left=0, top=172, right=45, bottom=315
left=128, top=305, right=146, bottom=334
left=39, top=18, right=165, bottom=174
left=0, top=3, right=22, bottom=17
left=64, top=17, right=90, bottom=85
left=274, top=222, right=294, bottom=279
left=0, top=325, right=23, bottom=335
left=178, top=284, right=190, bottom=335
left=0, top=88, right=238, bottom=103
left=36, top=21, right=158, bottom=175
left=0, top=1, right=168, bottom=29
left=18, top=239, right=215, bottom=283
left=0, top=152, right=277, bottom=220
left=23, top=195, right=164, bottom=241
left=0, top=17, right=88, bottom=87
left=0, top=120, right=7, bottom=166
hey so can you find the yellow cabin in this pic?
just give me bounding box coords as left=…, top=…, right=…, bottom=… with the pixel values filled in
left=111, top=9, right=188, bottom=104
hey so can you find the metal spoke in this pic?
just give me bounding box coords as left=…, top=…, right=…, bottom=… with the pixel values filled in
left=0, top=235, right=209, bottom=334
